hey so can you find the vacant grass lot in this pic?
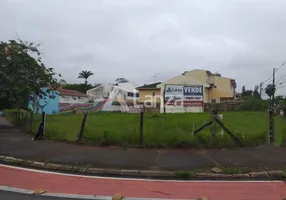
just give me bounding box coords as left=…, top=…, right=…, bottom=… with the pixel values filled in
left=30, top=111, right=286, bottom=148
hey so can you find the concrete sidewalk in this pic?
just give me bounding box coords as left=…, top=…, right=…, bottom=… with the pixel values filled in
left=1, top=117, right=286, bottom=171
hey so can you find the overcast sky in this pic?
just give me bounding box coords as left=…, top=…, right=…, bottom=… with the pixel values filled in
left=1, top=0, right=286, bottom=95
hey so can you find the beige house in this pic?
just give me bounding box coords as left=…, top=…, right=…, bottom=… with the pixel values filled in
left=159, top=69, right=235, bottom=103
left=137, top=82, right=161, bottom=105
left=157, top=69, right=236, bottom=113
left=184, top=69, right=236, bottom=103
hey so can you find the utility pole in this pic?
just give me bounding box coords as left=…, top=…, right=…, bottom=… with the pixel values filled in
left=269, top=68, right=276, bottom=143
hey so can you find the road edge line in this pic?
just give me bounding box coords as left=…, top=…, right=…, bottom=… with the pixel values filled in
left=0, top=185, right=34, bottom=194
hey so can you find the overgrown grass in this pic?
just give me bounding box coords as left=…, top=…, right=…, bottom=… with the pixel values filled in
left=29, top=112, right=286, bottom=148
left=220, top=166, right=247, bottom=174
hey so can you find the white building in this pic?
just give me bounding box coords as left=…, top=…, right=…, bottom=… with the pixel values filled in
left=87, top=83, right=139, bottom=112
left=57, top=88, right=89, bottom=104
left=87, top=83, right=139, bottom=102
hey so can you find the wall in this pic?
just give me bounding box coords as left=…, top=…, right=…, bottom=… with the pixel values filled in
left=87, top=84, right=114, bottom=99
left=165, top=106, right=203, bottom=113
left=204, top=102, right=242, bottom=112
left=59, top=100, right=107, bottom=114
left=59, top=95, right=89, bottom=104
left=185, top=69, right=208, bottom=83
left=208, top=76, right=234, bottom=103
left=138, top=89, right=161, bottom=103
left=28, top=88, right=60, bottom=114
left=88, top=84, right=138, bottom=102
left=184, top=70, right=235, bottom=103
left=88, top=85, right=139, bottom=112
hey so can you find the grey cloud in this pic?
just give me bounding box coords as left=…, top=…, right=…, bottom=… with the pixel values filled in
left=0, top=0, right=286, bottom=95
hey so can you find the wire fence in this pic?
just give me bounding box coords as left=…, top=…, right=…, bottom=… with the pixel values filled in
left=3, top=109, right=286, bottom=148
left=3, top=109, right=34, bottom=133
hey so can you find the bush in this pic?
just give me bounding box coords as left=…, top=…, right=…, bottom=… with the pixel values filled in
left=238, top=98, right=268, bottom=111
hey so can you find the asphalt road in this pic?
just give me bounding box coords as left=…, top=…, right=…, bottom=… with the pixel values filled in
left=1, top=117, right=286, bottom=171
left=0, top=191, right=85, bottom=200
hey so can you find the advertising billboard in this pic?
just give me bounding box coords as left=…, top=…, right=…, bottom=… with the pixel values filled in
left=164, top=84, right=204, bottom=107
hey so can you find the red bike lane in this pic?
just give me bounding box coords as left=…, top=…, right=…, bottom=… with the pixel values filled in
left=1, top=165, right=286, bottom=200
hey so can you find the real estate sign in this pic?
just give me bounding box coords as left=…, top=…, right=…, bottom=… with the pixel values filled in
left=164, top=84, right=204, bottom=106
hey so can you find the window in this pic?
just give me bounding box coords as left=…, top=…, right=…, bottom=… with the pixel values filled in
left=152, top=92, right=156, bottom=96
left=127, top=92, right=139, bottom=97
left=211, top=99, right=216, bottom=103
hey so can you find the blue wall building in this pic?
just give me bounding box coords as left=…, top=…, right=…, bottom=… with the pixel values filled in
left=28, top=88, right=60, bottom=114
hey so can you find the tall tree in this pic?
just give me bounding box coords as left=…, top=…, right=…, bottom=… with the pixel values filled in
left=0, top=39, right=59, bottom=110
left=115, top=77, right=129, bottom=83
left=253, top=85, right=261, bottom=98
left=241, top=85, right=246, bottom=96
left=78, top=70, right=93, bottom=92
left=259, top=82, right=263, bottom=96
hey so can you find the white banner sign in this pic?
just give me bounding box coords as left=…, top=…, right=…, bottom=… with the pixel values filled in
left=164, top=84, right=204, bottom=106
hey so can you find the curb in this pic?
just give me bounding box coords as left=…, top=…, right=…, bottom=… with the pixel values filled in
left=0, top=156, right=286, bottom=180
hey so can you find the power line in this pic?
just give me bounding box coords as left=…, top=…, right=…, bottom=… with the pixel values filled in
left=275, top=73, right=286, bottom=84
left=276, top=85, right=286, bottom=89
left=260, top=62, right=285, bottom=86
left=260, top=75, right=273, bottom=86
left=277, top=79, right=286, bottom=86
left=276, top=62, right=285, bottom=71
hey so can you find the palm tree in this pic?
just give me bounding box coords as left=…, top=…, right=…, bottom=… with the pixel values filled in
left=78, top=70, right=93, bottom=92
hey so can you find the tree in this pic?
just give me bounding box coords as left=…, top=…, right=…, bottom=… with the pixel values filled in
left=239, top=98, right=268, bottom=111
left=0, top=39, right=59, bottom=110
left=214, top=72, right=221, bottom=77
left=259, top=82, right=263, bottom=96
left=242, top=85, right=246, bottom=96
left=275, top=95, right=286, bottom=107
left=64, top=83, right=94, bottom=93
left=58, top=79, right=67, bottom=86
left=244, top=90, right=253, bottom=97
left=115, top=77, right=129, bottom=83
left=231, top=79, right=237, bottom=98
left=253, top=85, right=260, bottom=98
left=78, top=70, right=93, bottom=92
left=265, top=84, right=275, bottom=98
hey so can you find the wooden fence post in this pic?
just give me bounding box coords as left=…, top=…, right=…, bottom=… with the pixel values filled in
left=77, top=112, right=88, bottom=143
left=33, top=111, right=46, bottom=140
left=211, top=117, right=217, bottom=147
left=139, top=110, right=144, bottom=145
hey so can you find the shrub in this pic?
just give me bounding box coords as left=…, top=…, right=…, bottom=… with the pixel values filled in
left=238, top=98, right=268, bottom=111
